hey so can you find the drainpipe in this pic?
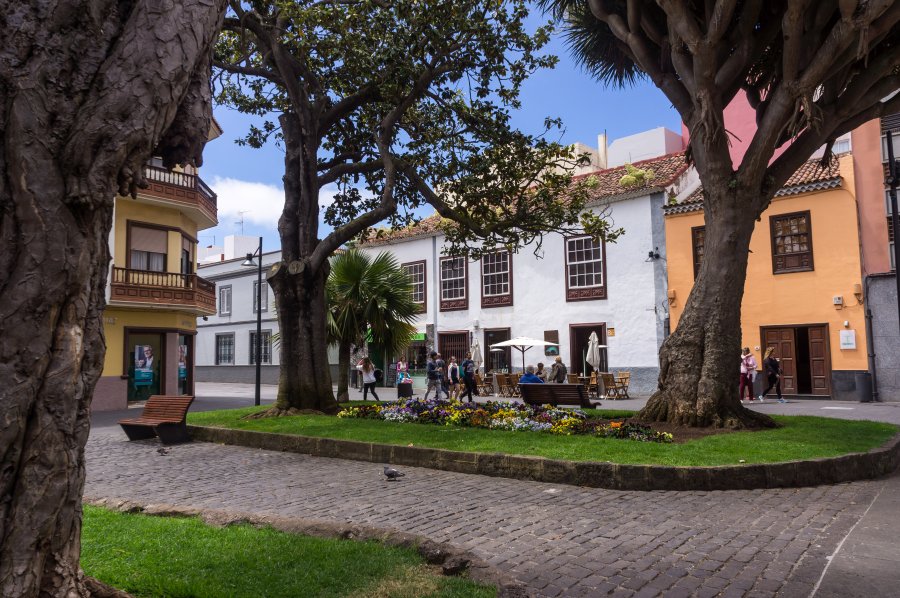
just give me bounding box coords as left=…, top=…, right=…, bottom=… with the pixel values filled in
left=864, top=275, right=880, bottom=402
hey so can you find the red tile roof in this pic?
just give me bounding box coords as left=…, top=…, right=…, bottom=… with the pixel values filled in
left=361, top=152, right=690, bottom=245
left=665, top=154, right=845, bottom=215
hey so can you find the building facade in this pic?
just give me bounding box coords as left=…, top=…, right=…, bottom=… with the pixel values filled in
left=94, top=136, right=221, bottom=410
left=358, top=145, right=691, bottom=395
left=194, top=237, right=340, bottom=383
left=665, top=154, right=872, bottom=400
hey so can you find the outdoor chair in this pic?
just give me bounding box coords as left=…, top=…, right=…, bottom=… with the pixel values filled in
left=567, top=373, right=579, bottom=384
left=600, top=373, right=620, bottom=400
left=615, top=371, right=631, bottom=399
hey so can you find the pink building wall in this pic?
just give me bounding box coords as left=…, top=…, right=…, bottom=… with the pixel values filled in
left=851, top=120, right=892, bottom=275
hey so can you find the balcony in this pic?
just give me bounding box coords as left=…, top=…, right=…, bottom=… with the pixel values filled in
left=110, top=267, right=216, bottom=316
left=137, top=165, right=218, bottom=229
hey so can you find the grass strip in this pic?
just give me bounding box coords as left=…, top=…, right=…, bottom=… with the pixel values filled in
left=81, top=506, right=493, bottom=598
left=188, top=407, right=897, bottom=467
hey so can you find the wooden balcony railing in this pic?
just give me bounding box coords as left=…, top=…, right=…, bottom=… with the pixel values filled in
left=140, top=164, right=217, bottom=222
left=110, top=267, right=216, bottom=315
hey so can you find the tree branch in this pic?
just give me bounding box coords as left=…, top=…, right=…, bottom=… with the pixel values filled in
left=317, top=159, right=382, bottom=187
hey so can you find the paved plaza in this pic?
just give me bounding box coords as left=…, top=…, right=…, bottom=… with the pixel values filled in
left=84, top=384, right=900, bottom=597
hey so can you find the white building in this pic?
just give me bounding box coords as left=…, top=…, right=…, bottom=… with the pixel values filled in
left=358, top=130, right=691, bottom=395
left=194, top=236, right=341, bottom=384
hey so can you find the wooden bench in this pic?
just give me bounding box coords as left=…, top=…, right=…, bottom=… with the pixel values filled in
left=118, top=395, right=195, bottom=445
left=519, top=383, right=594, bottom=408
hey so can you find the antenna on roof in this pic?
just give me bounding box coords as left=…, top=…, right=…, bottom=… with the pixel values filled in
left=235, top=211, right=249, bottom=235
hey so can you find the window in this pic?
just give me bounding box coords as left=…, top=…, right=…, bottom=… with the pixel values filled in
left=481, top=250, right=512, bottom=307
left=691, top=226, right=705, bottom=279
left=439, top=256, right=467, bottom=311
left=565, top=236, right=606, bottom=301
left=129, top=225, right=167, bottom=272
left=215, top=334, right=234, bottom=365
left=253, top=280, right=268, bottom=313
left=218, top=285, right=232, bottom=316
left=249, top=330, right=272, bottom=365
left=181, top=236, right=194, bottom=275
left=771, top=211, right=814, bottom=273
left=401, top=261, right=426, bottom=307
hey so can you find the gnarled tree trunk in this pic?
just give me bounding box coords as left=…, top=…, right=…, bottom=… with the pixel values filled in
left=268, top=262, right=339, bottom=414
left=336, top=339, right=352, bottom=404
left=0, top=1, right=226, bottom=595
left=263, top=112, right=339, bottom=415
left=640, top=188, right=776, bottom=429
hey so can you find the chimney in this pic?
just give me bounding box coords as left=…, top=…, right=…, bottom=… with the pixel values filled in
left=597, top=132, right=608, bottom=169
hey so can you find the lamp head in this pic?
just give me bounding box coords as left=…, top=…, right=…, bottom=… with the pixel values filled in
left=241, top=253, right=256, bottom=267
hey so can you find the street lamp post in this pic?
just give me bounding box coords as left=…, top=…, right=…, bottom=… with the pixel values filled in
left=885, top=131, right=900, bottom=334
left=242, top=237, right=264, bottom=406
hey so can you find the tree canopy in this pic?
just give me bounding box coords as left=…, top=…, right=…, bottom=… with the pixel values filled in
left=214, top=0, right=610, bottom=262
left=542, top=0, right=900, bottom=206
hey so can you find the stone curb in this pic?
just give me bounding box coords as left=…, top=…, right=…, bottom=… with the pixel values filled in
left=84, top=496, right=529, bottom=598
left=187, top=425, right=900, bottom=491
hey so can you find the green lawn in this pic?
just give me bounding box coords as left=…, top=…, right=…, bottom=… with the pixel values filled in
left=187, top=407, right=897, bottom=467
left=81, top=506, right=494, bottom=598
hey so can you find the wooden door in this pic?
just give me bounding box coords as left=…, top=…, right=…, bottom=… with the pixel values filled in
left=762, top=327, right=796, bottom=395
left=438, top=332, right=469, bottom=363
left=807, top=325, right=831, bottom=395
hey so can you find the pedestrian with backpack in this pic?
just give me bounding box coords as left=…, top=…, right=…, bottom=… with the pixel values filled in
left=460, top=352, right=477, bottom=403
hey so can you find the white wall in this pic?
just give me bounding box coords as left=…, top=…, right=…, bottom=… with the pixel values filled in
left=607, top=127, right=683, bottom=168
left=360, top=194, right=666, bottom=373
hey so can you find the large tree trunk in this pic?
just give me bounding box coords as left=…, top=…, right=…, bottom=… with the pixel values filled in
left=0, top=1, right=225, bottom=595
left=640, top=188, right=776, bottom=429
left=336, top=339, right=352, bottom=404
left=268, top=262, right=339, bottom=414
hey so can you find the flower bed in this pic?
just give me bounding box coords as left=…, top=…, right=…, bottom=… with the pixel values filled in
left=337, top=398, right=674, bottom=443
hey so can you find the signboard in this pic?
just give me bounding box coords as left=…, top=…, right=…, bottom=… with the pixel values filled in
left=839, top=330, right=856, bottom=350
left=133, top=345, right=155, bottom=387
left=543, top=330, right=559, bottom=356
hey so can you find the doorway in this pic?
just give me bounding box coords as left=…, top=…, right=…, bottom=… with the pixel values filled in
left=438, top=331, right=469, bottom=364
left=761, top=325, right=831, bottom=396
left=126, top=331, right=165, bottom=402
left=569, top=323, right=607, bottom=376
left=484, top=328, right=511, bottom=373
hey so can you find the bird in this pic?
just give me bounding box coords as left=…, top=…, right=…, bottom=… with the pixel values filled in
left=383, top=466, right=406, bottom=481
left=157, top=447, right=170, bottom=456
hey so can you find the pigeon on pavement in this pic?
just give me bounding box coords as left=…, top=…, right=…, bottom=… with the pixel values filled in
left=383, top=466, right=406, bottom=481
left=157, top=447, right=170, bottom=456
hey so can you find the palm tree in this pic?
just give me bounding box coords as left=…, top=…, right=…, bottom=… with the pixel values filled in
left=327, top=249, right=418, bottom=402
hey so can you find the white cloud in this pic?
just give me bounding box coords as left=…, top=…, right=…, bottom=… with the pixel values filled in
left=210, top=176, right=340, bottom=229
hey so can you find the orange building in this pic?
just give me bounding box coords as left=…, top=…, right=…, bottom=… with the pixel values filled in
left=665, top=154, right=870, bottom=399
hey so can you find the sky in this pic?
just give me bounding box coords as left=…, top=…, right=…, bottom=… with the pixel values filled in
left=197, top=14, right=682, bottom=253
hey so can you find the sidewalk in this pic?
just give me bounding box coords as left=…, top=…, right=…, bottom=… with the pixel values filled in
left=194, top=381, right=900, bottom=425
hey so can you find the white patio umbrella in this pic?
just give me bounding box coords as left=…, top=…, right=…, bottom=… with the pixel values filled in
left=490, top=336, right=559, bottom=372
left=586, top=331, right=603, bottom=372
left=470, top=339, right=483, bottom=373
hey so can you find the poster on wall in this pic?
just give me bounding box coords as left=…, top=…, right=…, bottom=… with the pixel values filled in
left=543, top=330, right=560, bottom=356
left=133, top=345, right=155, bottom=387
left=178, top=344, right=188, bottom=380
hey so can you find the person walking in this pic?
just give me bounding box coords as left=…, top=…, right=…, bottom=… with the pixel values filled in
left=424, top=352, right=448, bottom=400
left=739, top=347, right=758, bottom=402
left=460, top=352, right=477, bottom=403
left=360, top=357, right=380, bottom=401
left=549, top=356, right=568, bottom=383
left=447, top=356, right=461, bottom=401
left=759, top=348, right=786, bottom=403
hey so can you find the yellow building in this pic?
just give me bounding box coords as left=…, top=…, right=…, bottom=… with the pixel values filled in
left=665, top=154, right=868, bottom=399
left=94, top=126, right=221, bottom=410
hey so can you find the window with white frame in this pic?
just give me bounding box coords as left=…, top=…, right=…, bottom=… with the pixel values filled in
left=215, top=333, right=234, bottom=365
left=439, top=256, right=467, bottom=311
left=218, top=285, right=232, bottom=316
left=481, top=250, right=512, bottom=307
left=249, top=330, right=272, bottom=364
left=565, top=236, right=606, bottom=300
left=401, top=261, right=426, bottom=306
left=253, top=280, right=268, bottom=313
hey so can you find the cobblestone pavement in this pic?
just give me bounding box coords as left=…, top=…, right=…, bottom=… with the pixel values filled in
left=85, top=419, right=886, bottom=598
